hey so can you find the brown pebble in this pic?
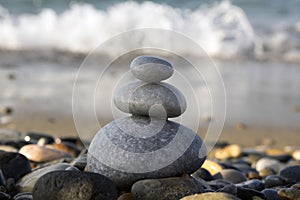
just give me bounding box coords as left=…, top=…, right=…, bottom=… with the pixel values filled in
left=118, top=193, right=133, bottom=200
left=215, top=144, right=242, bottom=160
left=201, top=160, right=223, bottom=175
left=181, top=192, right=241, bottom=200
left=247, top=171, right=261, bottom=180
left=235, top=122, right=247, bottom=130
left=19, top=144, right=72, bottom=163
left=278, top=183, right=300, bottom=200
left=258, top=167, right=276, bottom=178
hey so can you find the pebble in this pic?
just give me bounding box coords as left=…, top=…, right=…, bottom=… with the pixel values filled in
left=292, top=150, right=300, bottom=160
left=16, top=163, right=71, bottom=192
left=191, top=168, right=213, bottom=181
left=255, top=157, right=280, bottom=172
left=215, top=144, right=242, bottom=160
left=88, top=115, right=206, bottom=190
left=264, top=175, right=287, bottom=188
left=114, top=81, right=186, bottom=118
left=19, top=144, right=72, bottom=163
left=180, top=192, right=241, bottom=200
left=118, top=193, right=132, bottom=200
left=278, top=183, right=300, bottom=200
left=12, top=192, right=33, bottom=200
left=261, top=189, right=280, bottom=200
left=47, top=142, right=81, bottom=157
left=236, top=187, right=265, bottom=200
left=259, top=167, right=276, bottom=178
left=0, top=145, right=18, bottom=152
left=279, top=164, right=300, bottom=183
left=208, top=179, right=233, bottom=190
left=201, top=160, right=223, bottom=175
left=214, top=169, right=247, bottom=184
left=32, top=170, right=118, bottom=200
left=131, top=177, right=204, bottom=200
left=217, top=184, right=237, bottom=196
left=236, top=179, right=265, bottom=191
left=130, top=55, right=173, bottom=83
left=0, top=152, right=31, bottom=181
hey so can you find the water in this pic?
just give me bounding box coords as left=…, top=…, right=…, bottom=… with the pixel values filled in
left=0, top=0, right=299, bottom=138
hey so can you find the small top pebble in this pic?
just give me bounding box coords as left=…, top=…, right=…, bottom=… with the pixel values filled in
left=130, top=55, right=174, bottom=83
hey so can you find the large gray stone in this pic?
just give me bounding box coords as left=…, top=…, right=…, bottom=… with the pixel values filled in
left=87, top=116, right=206, bottom=190
left=32, top=170, right=118, bottom=200
left=114, top=81, right=186, bottom=118
left=130, top=55, right=173, bottom=83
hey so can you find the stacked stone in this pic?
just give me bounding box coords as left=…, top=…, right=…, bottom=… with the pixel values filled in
left=87, top=55, right=206, bottom=190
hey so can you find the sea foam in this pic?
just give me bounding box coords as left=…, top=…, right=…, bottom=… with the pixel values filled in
left=0, top=1, right=299, bottom=62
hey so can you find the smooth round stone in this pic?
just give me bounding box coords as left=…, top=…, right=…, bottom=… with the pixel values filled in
left=214, top=144, right=242, bottom=160
left=181, top=192, right=241, bottom=200
left=236, top=187, right=265, bottom=200
left=215, top=169, right=247, bottom=184
left=0, top=145, right=17, bottom=152
left=32, top=170, right=118, bottom=200
left=19, top=144, right=72, bottom=163
left=87, top=116, right=206, bottom=190
left=236, top=179, right=265, bottom=191
left=256, top=157, right=280, bottom=172
left=279, top=165, right=300, bottom=183
left=130, top=55, right=173, bottom=83
left=278, top=183, right=300, bottom=200
left=264, top=175, right=287, bottom=188
left=208, top=179, right=233, bottom=190
left=201, top=160, right=223, bottom=175
left=16, top=163, right=71, bottom=192
left=0, top=152, right=31, bottom=181
left=216, top=184, right=237, bottom=196
left=131, top=177, right=204, bottom=200
left=114, top=81, right=186, bottom=118
left=12, top=192, right=32, bottom=200
left=262, top=189, right=280, bottom=200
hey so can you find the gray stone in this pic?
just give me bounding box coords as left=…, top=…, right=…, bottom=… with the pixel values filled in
left=214, top=169, right=247, bottom=184
left=216, top=184, right=238, bottom=196
left=130, top=55, right=173, bottom=83
left=0, top=152, right=31, bottom=181
left=87, top=116, right=206, bottom=190
left=236, top=179, right=265, bottom=191
left=262, top=189, right=280, bottom=200
left=16, top=163, right=71, bottom=192
left=114, top=81, right=186, bottom=118
left=13, top=192, right=32, bottom=200
left=32, top=170, right=118, bottom=200
left=131, top=177, right=203, bottom=200
left=208, top=179, right=233, bottom=190
left=264, top=175, right=287, bottom=188
left=279, top=165, right=300, bottom=183
left=191, top=168, right=213, bottom=181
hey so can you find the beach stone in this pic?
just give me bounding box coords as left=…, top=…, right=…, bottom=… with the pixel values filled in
left=264, top=175, right=287, bottom=188
left=87, top=115, right=206, bottom=190
left=114, top=81, right=186, bottom=118
left=279, top=165, right=300, bottom=183
left=217, top=184, right=238, bottom=196
left=13, top=192, right=32, bottom=200
left=130, top=55, right=173, bottom=83
left=16, top=163, right=71, bottom=192
left=256, top=157, right=280, bottom=172
left=47, top=142, right=81, bottom=157
left=0, top=192, right=11, bottom=200
left=0, top=152, right=31, bottom=181
left=0, top=145, right=17, bottom=152
left=201, top=160, right=223, bottom=175
left=32, top=170, right=118, bottom=200
left=261, top=189, right=279, bottom=200
left=208, top=179, right=233, bottom=190
left=215, top=169, right=247, bottom=184
left=278, top=183, right=300, bottom=200
left=236, top=179, right=265, bottom=191
left=247, top=171, right=261, bottom=179
left=19, top=144, right=72, bottom=163
left=259, top=167, right=276, bottom=178
left=215, top=144, right=242, bottom=160
left=131, top=177, right=204, bottom=200
left=292, top=150, right=300, bottom=160
left=191, top=168, right=213, bottom=181
left=118, top=193, right=132, bottom=200
left=236, top=187, right=265, bottom=200
left=180, top=192, right=241, bottom=200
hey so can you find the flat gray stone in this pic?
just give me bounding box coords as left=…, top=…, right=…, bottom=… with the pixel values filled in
left=130, top=55, right=173, bottom=83
left=87, top=116, right=206, bottom=190
left=114, top=81, right=186, bottom=118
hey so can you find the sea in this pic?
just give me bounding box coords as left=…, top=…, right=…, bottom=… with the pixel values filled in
left=0, top=0, right=299, bottom=141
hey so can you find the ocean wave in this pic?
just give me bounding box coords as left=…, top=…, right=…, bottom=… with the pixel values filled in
left=0, top=1, right=299, bottom=62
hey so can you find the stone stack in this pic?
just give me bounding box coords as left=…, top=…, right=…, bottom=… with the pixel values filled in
left=87, top=55, right=206, bottom=190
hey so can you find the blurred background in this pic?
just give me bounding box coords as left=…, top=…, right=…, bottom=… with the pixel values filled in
left=0, top=0, right=299, bottom=147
